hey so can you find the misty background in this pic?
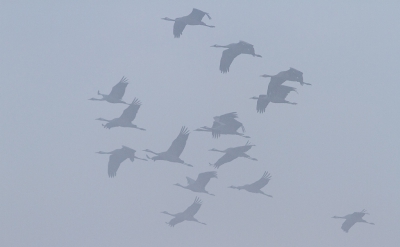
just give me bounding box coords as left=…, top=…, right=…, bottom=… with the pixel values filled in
left=1, top=1, right=399, bottom=246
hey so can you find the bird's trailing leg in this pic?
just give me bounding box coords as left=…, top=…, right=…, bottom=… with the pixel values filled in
left=260, top=191, right=273, bottom=198
left=192, top=218, right=206, bottom=225
left=200, top=22, right=215, bottom=28
left=301, top=81, right=312, bottom=86
left=183, top=162, right=193, bottom=167
left=134, top=155, right=147, bottom=161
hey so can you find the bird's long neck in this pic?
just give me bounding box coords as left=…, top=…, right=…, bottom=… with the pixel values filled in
left=211, top=149, right=225, bottom=153
left=162, top=211, right=176, bottom=217
left=96, top=118, right=110, bottom=122
left=211, top=44, right=228, bottom=48
left=332, top=216, right=346, bottom=219
left=174, top=183, right=187, bottom=189
left=134, top=155, right=147, bottom=161
left=162, top=17, right=176, bottom=21
left=143, top=149, right=159, bottom=155
left=96, top=151, right=113, bottom=154
left=89, top=98, right=103, bottom=101
left=195, top=126, right=212, bottom=132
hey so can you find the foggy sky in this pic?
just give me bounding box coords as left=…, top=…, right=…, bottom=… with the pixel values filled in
left=1, top=1, right=400, bottom=246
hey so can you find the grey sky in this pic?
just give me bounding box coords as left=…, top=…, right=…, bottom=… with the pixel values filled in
left=1, top=1, right=399, bottom=246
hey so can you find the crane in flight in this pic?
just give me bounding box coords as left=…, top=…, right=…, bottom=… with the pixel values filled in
left=209, top=141, right=257, bottom=169
left=211, top=41, right=262, bottom=73
left=96, top=146, right=147, bottom=177
left=174, top=171, right=217, bottom=196
left=195, top=112, right=250, bottom=138
left=162, top=8, right=214, bottom=38
left=229, top=171, right=273, bottom=197
left=260, top=68, right=311, bottom=89
left=89, top=77, right=129, bottom=104
left=162, top=197, right=206, bottom=227
left=250, top=85, right=297, bottom=113
left=96, top=98, right=146, bottom=130
left=332, top=209, right=375, bottom=233
left=144, top=126, right=192, bottom=167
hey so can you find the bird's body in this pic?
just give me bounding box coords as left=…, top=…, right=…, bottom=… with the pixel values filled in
left=162, top=8, right=214, bottom=38
left=209, top=141, right=257, bottom=169
left=229, top=171, right=273, bottom=197
left=174, top=171, right=217, bottom=196
left=195, top=112, right=250, bottom=138
left=96, top=146, right=147, bottom=177
left=332, top=209, right=375, bottom=233
left=211, top=41, right=262, bottom=73
left=162, top=197, right=206, bottom=227
left=144, top=126, right=192, bottom=167
left=89, top=77, right=129, bottom=104
left=96, top=98, right=146, bottom=130
left=251, top=85, right=297, bottom=113
left=261, top=68, right=310, bottom=88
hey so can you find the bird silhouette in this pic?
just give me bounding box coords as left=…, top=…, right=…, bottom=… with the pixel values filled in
left=89, top=77, right=129, bottom=104
left=211, top=41, right=262, bottom=73
left=229, top=171, right=273, bottom=197
left=96, top=98, right=146, bottom=130
left=332, top=209, right=375, bottom=233
left=250, top=85, right=297, bottom=113
left=143, top=126, right=192, bottom=167
left=260, top=68, right=311, bottom=90
left=162, top=197, right=206, bottom=227
left=195, top=112, right=250, bottom=138
left=162, top=8, right=214, bottom=38
left=96, top=146, right=147, bottom=177
left=174, top=171, right=217, bottom=196
left=209, top=141, right=257, bottom=169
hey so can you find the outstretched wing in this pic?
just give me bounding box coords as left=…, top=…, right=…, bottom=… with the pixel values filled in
left=183, top=197, right=202, bottom=216
left=230, top=143, right=253, bottom=153
left=108, top=149, right=128, bottom=178
left=173, top=20, right=186, bottom=38
left=249, top=171, right=271, bottom=190
left=341, top=219, right=357, bottom=233
left=219, top=48, right=242, bottom=73
left=211, top=153, right=237, bottom=169
left=166, top=126, right=190, bottom=157
left=120, top=98, right=141, bottom=122
left=256, top=95, right=269, bottom=113
left=187, top=8, right=210, bottom=21
left=218, top=112, right=238, bottom=121
left=166, top=216, right=185, bottom=227
left=217, top=112, right=243, bottom=132
left=196, top=171, right=217, bottom=188
left=186, top=177, right=196, bottom=185
left=109, top=77, right=128, bottom=100
left=211, top=121, right=222, bottom=138
left=268, top=85, right=296, bottom=99
left=267, top=76, right=287, bottom=90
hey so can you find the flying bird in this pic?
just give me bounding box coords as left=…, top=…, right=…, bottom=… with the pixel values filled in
left=332, top=209, right=375, bottom=233
left=96, top=98, right=146, bottom=130
left=144, top=126, right=192, bottom=167
left=195, top=112, right=250, bottom=138
left=229, top=171, right=273, bottom=197
left=211, top=41, right=262, bottom=73
left=174, top=171, right=217, bottom=196
left=162, top=197, right=206, bottom=227
left=209, top=141, right=257, bottom=169
left=261, top=68, right=311, bottom=89
left=162, top=8, right=214, bottom=38
left=96, top=146, right=147, bottom=177
left=89, top=77, right=129, bottom=104
left=250, top=85, right=297, bottom=113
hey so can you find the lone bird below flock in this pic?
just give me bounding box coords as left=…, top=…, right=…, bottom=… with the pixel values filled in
left=195, top=112, right=250, bottom=139
left=332, top=209, right=375, bottom=233
left=96, top=146, right=147, bottom=177
left=261, top=68, right=310, bottom=90
left=96, top=98, right=146, bottom=130
left=250, top=85, right=297, bottom=113
left=162, top=8, right=214, bottom=38
left=89, top=77, right=129, bottom=104
left=162, top=197, right=206, bottom=227
left=144, top=126, right=192, bottom=167
left=211, top=41, right=262, bottom=73
left=174, top=171, right=217, bottom=196
left=229, top=171, right=273, bottom=197
left=209, top=141, right=257, bottom=169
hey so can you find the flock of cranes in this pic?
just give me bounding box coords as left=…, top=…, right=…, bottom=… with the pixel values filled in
left=89, top=8, right=374, bottom=232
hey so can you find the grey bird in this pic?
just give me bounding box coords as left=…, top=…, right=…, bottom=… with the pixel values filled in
left=89, top=77, right=129, bottom=104
left=162, top=197, right=206, bottom=227
left=174, top=171, right=217, bottom=196
left=96, top=146, right=147, bottom=178
left=250, top=85, right=297, bottom=113
left=96, top=98, right=146, bottom=130
left=211, top=41, right=262, bottom=73
left=209, top=141, right=257, bottom=169
left=143, top=126, right=192, bottom=167
left=332, top=209, right=375, bottom=233
left=260, top=68, right=311, bottom=89
left=229, top=171, right=273, bottom=197
left=195, top=112, right=250, bottom=139
left=162, top=8, right=214, bottom=38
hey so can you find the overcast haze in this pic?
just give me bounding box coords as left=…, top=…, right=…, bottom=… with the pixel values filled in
left=1, top=1, right=400, bottom=246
